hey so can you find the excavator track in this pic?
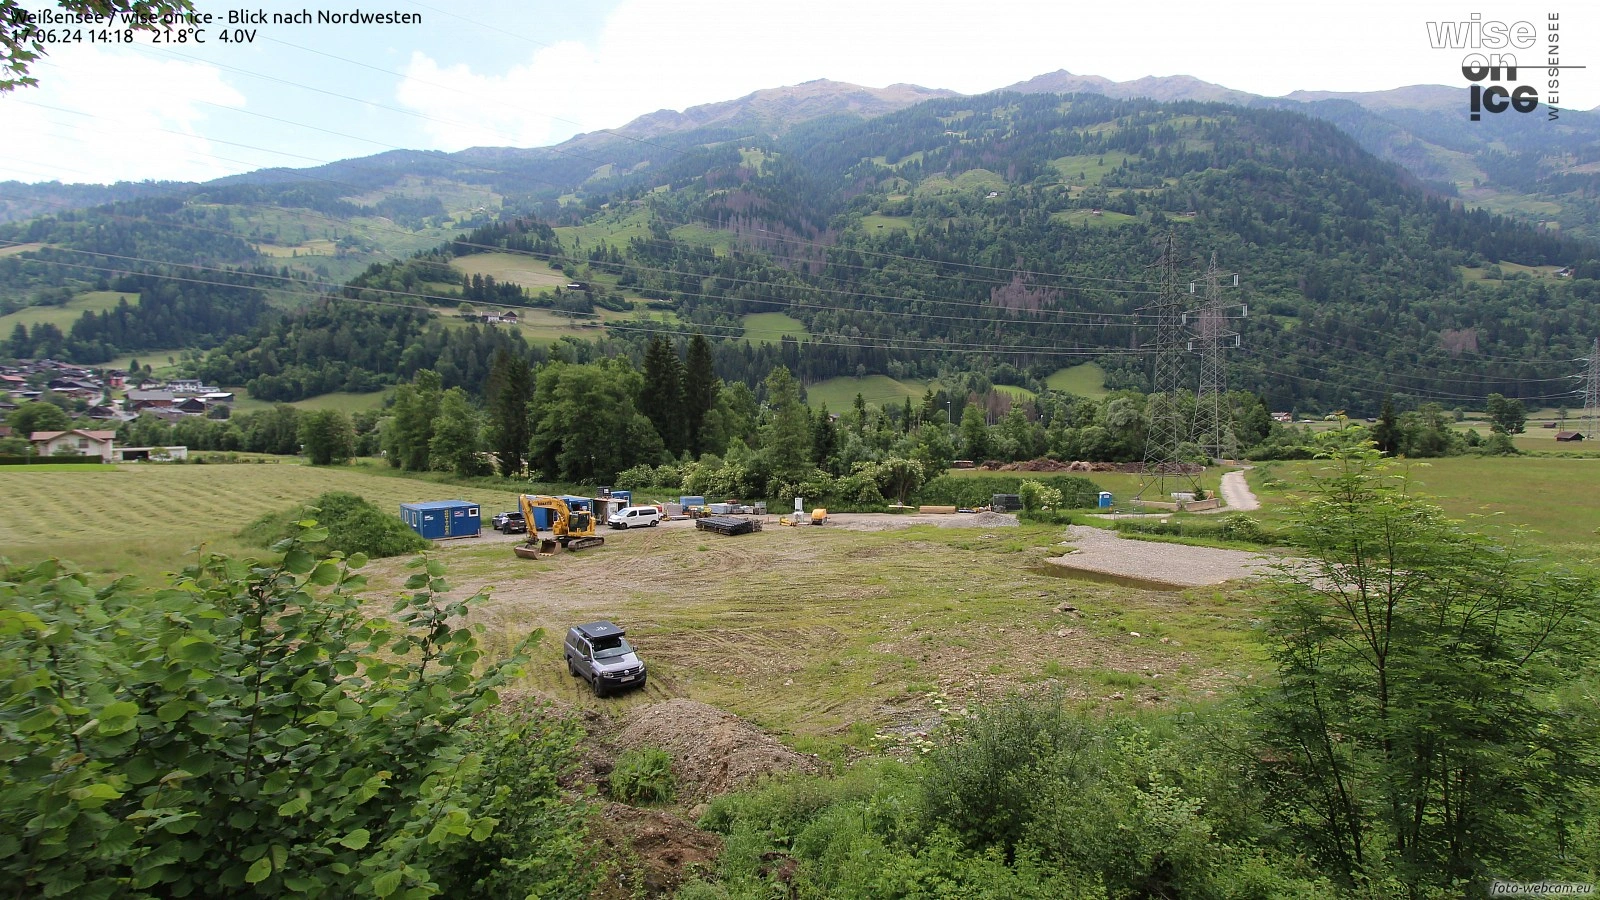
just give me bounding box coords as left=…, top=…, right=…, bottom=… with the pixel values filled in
left=564, top=535, right=606, bottom=551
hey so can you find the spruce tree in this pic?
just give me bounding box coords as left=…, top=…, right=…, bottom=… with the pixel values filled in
left=639, top=335, right=686, bottom=454
left=683, top=333, right=718, bottom=457
left=487, top=349, right=532, bottom=477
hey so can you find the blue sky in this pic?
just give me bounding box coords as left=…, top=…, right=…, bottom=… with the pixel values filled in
left=2, top=0, right=1594, bottom=184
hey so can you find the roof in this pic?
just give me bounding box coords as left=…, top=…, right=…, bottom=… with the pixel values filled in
left=30, top=429, right=116, bottom=442
left=400, top=499, right=478, bottom=511
left=127, top=390, right=176, bottom=401
left=574, top=621, right=624, bottom=640
left=1555, top=431, right=1584, bottom=440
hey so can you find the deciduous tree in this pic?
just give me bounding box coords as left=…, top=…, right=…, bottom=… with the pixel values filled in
left=1252, top=448, right=1598, bottom=890
left=297, top=408, right=355, bottom=465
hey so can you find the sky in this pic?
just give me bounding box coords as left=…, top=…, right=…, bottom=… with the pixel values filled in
left=1, top=0, right=1595, bottom=184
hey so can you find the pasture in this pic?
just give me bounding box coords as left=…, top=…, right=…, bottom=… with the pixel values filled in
left=741, top=312, right=811, bottom=346
left=451, top=252, right=571, bottom=289
left=1247, top=455, right=1600, bottom=555
left=0, top=291, right=138, bottom=330
left=223, top=388, right=390, bottom=414
left=805, top=374, right=931, bottom=410
left=1045, top=362, right=1110, bottom=397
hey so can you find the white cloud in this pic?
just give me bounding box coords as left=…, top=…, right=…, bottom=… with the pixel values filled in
left=0, top=46, right=245, bottom=184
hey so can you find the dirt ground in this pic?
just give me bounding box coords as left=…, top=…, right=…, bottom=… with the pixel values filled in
left=365, top=507, right=1271, bottom=771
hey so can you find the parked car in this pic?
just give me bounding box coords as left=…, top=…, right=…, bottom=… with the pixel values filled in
left=491, top=510, right=526, bottom=534
left=564, top=621, right=647, bottom=697
left=607, top=505, right=662, bottom=529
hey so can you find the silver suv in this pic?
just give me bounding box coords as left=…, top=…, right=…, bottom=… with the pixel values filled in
left=564, top=621, right=647, bottom=697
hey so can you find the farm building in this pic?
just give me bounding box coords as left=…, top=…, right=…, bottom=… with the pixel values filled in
left=1556, top=431, right=1585, bottom=442
left=400, top=500, right=481, bottom=539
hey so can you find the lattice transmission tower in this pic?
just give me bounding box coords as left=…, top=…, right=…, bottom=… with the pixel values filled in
left=1186, top=253, right=1245, bottom=461
left=1136, top=232, right=1199, bottom=501
left=1584, top=337, right=1600, bottom=441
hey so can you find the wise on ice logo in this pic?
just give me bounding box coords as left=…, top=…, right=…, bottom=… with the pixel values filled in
left=1425, top=13, right=1554, bottom=121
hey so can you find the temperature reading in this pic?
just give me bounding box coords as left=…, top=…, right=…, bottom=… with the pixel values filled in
left=151, top=28, right=202, bottom=43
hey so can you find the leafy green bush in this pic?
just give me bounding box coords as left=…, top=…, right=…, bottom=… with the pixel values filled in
left=238, top=490, right=428, bottom=559
left=609, top=747, right=675, bottom=804
left=693, top=705, right=1341, bottom=899
left=430, top=709, right=598, bottom=899
left=918, top=474, right=1099, bottom=509
left=1113, top=514, right=1284, bottom=546
left=0, top=534, right=559, bottom=898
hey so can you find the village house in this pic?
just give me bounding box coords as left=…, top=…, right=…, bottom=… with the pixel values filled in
left=126, top=389, right=177, bottom=411
left=30, top=429, right=116, bottom=462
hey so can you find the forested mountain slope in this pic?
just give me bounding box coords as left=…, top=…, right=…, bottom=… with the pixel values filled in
left=4, top=88, right=1599, bottom=414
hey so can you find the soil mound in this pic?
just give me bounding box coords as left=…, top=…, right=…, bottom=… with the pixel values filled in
left=615, top=699, right=823, bottom=803
left=592, top=802, right=721, bottom=896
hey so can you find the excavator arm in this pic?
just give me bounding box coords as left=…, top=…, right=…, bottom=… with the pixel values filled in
left=515, top=494, right=605, bottom=555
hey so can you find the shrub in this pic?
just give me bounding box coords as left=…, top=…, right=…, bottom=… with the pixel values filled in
left=237, top=490, right=428, bottom=559
left=431, top=708, right=598, bottom=899
left=0, top=537, right=552, bottom=898
left=609, top=747, right=675, bottom=804
left=918, top=474, right=1099, bottom=509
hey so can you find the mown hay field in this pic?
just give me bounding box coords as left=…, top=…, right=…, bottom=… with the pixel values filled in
left=0, top=463, right=527, bottom=578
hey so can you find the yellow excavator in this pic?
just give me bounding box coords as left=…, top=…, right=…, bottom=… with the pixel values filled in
left=513, top=494, right=605, bottom=558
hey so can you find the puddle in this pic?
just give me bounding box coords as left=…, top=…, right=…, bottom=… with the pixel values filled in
left=1027, top=563, right=1186, bottom=592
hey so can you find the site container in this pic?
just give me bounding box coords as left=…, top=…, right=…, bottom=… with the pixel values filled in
left=400, top=500, right=481, bottom=539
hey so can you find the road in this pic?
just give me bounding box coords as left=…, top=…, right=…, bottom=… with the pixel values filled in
left=1219, top=469, right=1260, bottom=511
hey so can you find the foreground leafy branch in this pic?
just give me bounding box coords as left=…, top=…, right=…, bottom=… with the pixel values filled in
left=0, top=527, right=584, bottom=898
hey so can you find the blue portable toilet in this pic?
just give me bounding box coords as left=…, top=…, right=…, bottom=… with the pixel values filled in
left=400, top=500, right=481, bottom=539
left=1098, top=491, right=1114, bottom=509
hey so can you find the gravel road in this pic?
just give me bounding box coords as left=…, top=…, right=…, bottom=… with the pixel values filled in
left=1219, top=469, right=1260, bottom=511
left=1046, top=525, right=1275, bottom=587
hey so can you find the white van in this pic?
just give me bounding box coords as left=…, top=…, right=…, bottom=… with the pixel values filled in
left=607, top=505, right=662, bottom=529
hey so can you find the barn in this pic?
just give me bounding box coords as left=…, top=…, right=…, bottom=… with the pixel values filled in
left=400, top=500, right=481, bottom=539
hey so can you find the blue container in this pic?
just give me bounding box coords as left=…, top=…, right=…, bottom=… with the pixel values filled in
left=611, top=490, right=631, bottom=504
left=1097, top=491, right=1113, bottom=509
left=527, top=506, right=555, bottom=530
left=559, top=495, right=591, bottom=512
left=401, top=500, right=481, bottom=539
left=679, top=495, right=706, bottom=508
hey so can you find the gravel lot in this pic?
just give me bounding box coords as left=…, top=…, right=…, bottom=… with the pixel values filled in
left=1047, top=525, right=1276, bottom=587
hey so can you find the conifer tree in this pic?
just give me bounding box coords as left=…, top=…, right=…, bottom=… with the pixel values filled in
left=487, top=349, right=532, bottom=477
left=683, top=333, right=719, bottom=457
left=640, top=335, right=686, bottom=454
